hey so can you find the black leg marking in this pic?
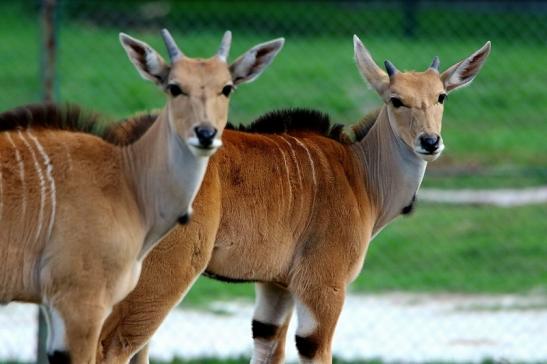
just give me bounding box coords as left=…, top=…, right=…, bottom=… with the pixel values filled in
left=48, top=350, right=71, bottom=364
left=177, top=212, right=191, bottom=225
left=252, top=319, right=279, bottom=339
left=295, top=335, right=319, bottom=359
left=402, top=194, right=416, bottom=215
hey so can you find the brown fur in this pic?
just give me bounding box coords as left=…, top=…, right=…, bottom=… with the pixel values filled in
left=98, top=112, right=373, bottom=363
left=0, top=29, right=284, bottom=364
left=103, top=112, right=158, bottom=146
left=0, top=113, right=144, bottom=361
left=98, top=39, right=490, bottom=364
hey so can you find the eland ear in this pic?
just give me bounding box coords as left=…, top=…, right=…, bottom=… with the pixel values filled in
left=353, top=35, right=390, bottom=96
left=230, top=38, right=285, bottom=85
left=119, top=33, right=170, bottom=86
left=441, top=41, right=491, bottom=92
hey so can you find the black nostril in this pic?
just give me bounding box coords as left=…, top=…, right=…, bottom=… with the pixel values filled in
left=420, top=134, right=440, bottom=153
left=194, top=126, right=217, bottom=147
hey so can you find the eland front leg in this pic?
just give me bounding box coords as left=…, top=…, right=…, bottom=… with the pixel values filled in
left=43, top=289, right=111, bottom=364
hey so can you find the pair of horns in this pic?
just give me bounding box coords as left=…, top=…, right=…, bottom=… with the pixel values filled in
left=160, top=28, right=232, bottom=63
left=383, top=56, right=440, bottom=77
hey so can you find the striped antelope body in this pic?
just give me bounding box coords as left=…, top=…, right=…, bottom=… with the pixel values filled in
left=0, top=29, right=283, bottom=364
left=97, top=37, right=491, bottom=364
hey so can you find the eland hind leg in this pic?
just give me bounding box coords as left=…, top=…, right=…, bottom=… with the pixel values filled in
left=251, top=282, right=294, bottom=364
left=291, top=279, right=346, bottom=364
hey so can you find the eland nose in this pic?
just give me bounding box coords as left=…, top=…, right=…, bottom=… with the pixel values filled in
left=420, top=134, right=440, bottom=153
left=194, top=124, right=218, bottom=148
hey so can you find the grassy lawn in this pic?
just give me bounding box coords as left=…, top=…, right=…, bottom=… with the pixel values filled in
left=181, top=202, right=547, bottom=308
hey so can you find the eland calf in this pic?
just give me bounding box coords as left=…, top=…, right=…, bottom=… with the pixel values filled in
left=98, top=36, right=490, bottom=364
left=0, top=29, right=283, bottom=363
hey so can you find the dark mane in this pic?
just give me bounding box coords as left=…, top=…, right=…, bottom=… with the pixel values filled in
left=227, top=108, right=345, bottom=141
left=0, top=103, right=102, bottom=135
left=227, top=107, right=380, bottom=144
left=0, top=103, right=157, bottom=146
left=0, top=104, right=380, bottom=147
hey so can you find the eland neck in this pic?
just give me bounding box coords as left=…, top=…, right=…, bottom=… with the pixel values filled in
left=352, top=106, right=426, bottom=235
left=121, top=106, right=208, bottom=258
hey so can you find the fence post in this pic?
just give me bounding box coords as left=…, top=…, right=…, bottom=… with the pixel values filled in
left=41, top=0, right=57, bottom=102
left=38, top=0, right=57, bottom=362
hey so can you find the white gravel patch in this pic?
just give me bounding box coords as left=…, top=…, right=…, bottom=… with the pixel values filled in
left=2, top=293, right=546, bottom=363
left=419, top=186, right=547, bottom=207
left=0, top=303, right=37, bottom=362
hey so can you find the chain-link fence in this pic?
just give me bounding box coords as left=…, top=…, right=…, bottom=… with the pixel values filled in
left=0, top=1, right=546, bottom=363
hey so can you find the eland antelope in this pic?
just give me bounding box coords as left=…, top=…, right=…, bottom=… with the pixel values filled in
left=97, top=37, right=490, bottom=364
left=0, top=28, right=283, bottom=364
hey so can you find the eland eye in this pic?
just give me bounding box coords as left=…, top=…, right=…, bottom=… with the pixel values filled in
left=221, top=85, right=233, bottom=97
left=167, top=84, right=185, bottom=97
left=390, top=97, right=404, bottom=108
left=438, top=93, right=447, bottom=104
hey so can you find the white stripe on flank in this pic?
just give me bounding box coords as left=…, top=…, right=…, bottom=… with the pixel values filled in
left=28, top=132, right=56, bottom=240
left=288, top=136, right=317, bottom=188
left=269, top=136, right=292, bottom=208
left=287, top=136, right=317, bottom=232
left=278, top=136, right=302, bottom=190
left=307, top=140, right=331, bottom=181
left=5, top=132, right=26, bottom=217
left=18, top=130, right=46, bottom=241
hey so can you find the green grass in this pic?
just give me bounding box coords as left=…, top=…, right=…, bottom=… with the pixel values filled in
left=354, top=203, right=547, bottom=294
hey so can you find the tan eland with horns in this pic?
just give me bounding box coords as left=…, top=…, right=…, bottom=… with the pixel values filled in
left=0, top=28, right=283, bottom=364
left=97, top=36, right=490, bottom=364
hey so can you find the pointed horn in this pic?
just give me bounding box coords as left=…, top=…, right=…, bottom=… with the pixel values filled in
left=217, top=30, right=232, bottom=62
left=384, top=60, right=398, bottom=77
left=430, top=56, right=440, bottom=71
left=160, top=28, right=182, bottom=62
